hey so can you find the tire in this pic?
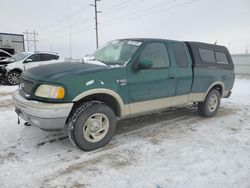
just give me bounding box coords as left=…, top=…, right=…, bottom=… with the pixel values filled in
left=7, top=71, right=21, bottom=85
left=68, top=102, right=117, bottom=151
left=198, top=89, right=221, bottom=117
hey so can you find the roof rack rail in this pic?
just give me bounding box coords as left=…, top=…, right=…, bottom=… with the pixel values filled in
left=34, top=51, right=58, bottom=54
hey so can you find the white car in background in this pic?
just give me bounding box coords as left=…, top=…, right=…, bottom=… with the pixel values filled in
left=1, top=51, right=60, bottom=85
left=0, top=49, right=12, bottom=60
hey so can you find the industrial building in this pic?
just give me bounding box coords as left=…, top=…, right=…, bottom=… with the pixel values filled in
left=0, top=32, right=25, bottom=54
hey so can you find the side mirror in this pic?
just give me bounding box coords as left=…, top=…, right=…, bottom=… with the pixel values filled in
left=139, top=58, right=153, bottom=69
left=24, top=58, right=32, bottom=63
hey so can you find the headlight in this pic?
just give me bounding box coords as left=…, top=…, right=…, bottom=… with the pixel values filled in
left=35, top=84, right=65, bottom=99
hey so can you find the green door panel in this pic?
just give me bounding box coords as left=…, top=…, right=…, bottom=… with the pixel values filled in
left=127, top=41, right=177, bottom=103
left=170, top=42, right=193, bottom=95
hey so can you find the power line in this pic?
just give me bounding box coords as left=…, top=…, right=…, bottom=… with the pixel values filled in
left=100, top=0, right=198, bottom=28
left=40, top=0, right=198, bottom=42
left=102, top=0, right=140, bottom=13
left=37, top=5, right=91, bottom=32
left=39, top=0, right=198, bottom=48
left=101, top=0, right=177, bottom=24
left=39, top=0, right=145, bottom=41
left=103, top=0, right=135, bottom=10
left=53, top=6, right=91, bottom=26
left=39, top=0, right=140, bottom=40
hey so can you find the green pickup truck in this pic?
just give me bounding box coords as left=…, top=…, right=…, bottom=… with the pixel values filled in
left=13, top=38, right=235, bottom=151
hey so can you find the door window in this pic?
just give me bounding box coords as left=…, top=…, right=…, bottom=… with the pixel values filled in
left=41, top=54, right=56, bottom=61
left=28, top=54, right=42, bottom=62
left=172, top=43, right=189, bottom=68
left=139, top=43, right=170, bottom=68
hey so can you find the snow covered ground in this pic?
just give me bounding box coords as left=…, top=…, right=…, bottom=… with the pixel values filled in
left=0, top=77, right=250, bottom=188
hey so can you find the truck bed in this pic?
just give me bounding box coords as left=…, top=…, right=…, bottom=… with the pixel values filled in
left=185, top=41, right=235, bottom=98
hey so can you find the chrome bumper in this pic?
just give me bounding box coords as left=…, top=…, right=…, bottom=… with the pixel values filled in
left=12, top=91, right=73, bottom=130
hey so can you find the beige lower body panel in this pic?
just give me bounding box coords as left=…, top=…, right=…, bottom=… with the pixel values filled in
left=126, top=93, right=205, bottom=116
left=223, top=90, right=230, bottom=98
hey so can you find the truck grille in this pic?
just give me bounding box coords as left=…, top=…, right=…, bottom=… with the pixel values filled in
left=20, top=79, right=34, bottom=96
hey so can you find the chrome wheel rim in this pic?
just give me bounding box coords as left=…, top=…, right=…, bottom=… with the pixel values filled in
left=8, top=73, right=21, bottom=85
left=83, top=113, right=109, bottom=143
left=208, top=94, right=218, bottom=112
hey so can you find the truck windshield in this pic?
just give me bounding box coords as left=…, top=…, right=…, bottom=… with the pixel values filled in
left=12, top=52, right=32, bottom=62
left=92, top=40, right=141, bottom=65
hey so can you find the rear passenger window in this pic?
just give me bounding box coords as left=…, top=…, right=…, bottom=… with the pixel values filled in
left=139, top=43, right=170, bottom=68
left=41, top=54, right=56, bottom=61
left=172, top=43, right=189, bottom=68
left=199, top=49, right=216, bottom=63
left=215, top=52, right=229, bottom=64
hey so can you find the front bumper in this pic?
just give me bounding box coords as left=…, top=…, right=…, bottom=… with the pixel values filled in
left=13, top=91, right=73, bottom=130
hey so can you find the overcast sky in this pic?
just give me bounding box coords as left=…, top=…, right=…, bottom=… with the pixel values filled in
left=1, top=0, right=250, bottom=58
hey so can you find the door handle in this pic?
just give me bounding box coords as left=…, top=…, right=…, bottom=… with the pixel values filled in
left=168, top=75, right=176, bottom=79
left=117, top=79, right=127, bottom=86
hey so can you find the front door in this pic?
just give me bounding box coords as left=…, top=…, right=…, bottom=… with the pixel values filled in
left=24, top=54, right=43, bottom=70
left=127, top=41, right=177, bottom=114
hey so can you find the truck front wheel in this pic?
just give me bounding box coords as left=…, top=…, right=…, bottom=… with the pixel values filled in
left=198, top=89, right=221, bottom=117
left=68, top=102, right=117, bottom=151
left=7, top=71, right=21, bottom=85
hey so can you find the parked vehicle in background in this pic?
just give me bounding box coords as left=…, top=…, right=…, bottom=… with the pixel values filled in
left=0, top=51, right=60, bottom=85
left=13, top=38, right=235, bottom=151
left=0, top=49, right=12, bottom=61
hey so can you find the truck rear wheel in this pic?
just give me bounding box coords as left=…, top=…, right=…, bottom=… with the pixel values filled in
left=198, top=89, right=221, bottom=117
left=68, top=102, right=117, bottom=151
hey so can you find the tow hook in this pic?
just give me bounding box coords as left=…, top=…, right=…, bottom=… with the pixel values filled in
left=15, top=108, right=21, bottom=124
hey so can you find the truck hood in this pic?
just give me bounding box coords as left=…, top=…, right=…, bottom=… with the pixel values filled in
left=22, top=62, right=108, bottom=81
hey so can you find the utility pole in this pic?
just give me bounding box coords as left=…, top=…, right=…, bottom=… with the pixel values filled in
left=70, top=25, right=72, bottom=58
left=33, top=30, right=37, bottom=51
left=23, top=30, right=39, bottom=51
left=90, top=0, right=101, bottom=49
left=228, top=42, right=231, bottom=52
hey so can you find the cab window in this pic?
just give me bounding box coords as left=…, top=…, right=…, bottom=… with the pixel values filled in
left=139, top=43, right=170, bottom=68
left=172, top=43, right=189, bottom=68
left=215, top=52, right=229, bottom=64
left=199, top=49, right=216, bottom=63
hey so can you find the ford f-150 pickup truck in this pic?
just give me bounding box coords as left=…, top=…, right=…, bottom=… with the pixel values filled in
left=13, top=38, right=235, bottom=151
